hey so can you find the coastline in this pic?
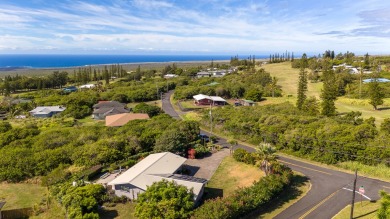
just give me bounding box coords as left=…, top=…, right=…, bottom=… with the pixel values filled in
left=0, top=60, right=231, bottom=76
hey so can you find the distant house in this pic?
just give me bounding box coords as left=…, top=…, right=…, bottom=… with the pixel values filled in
left=11, top=98, right=32, bottom=105
left=105, top=113, right=149, bottom=127
left=240, top=99, right=256, bottom=106
left=63, top=86, right=78, bottom=93
left=363, top=78, right=390, bottom=83
left=29, top=106, right=66, bottom=118
left=107, top=152, right=207, bottom=203
left=92, top=101, right=130, bottom=120
left=193, top=94, right=227, bottom=106
left=80, top=84, right=95, bottom=89
left=196, top=71, right=211, bottom=78
left=164, top=74, right=178, bottom=79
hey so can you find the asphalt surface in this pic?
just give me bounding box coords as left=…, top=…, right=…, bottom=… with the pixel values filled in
left=162, top=90, right=390, bottom=219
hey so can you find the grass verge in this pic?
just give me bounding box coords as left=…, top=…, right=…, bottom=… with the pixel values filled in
left=0, top=183, right=47, bottom=210
left=332, top=201, right=379, bottom=219
left=203, top=156, right=264, bottom=200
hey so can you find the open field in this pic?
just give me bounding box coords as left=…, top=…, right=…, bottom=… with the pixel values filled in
left=261, top=62, right=390, bottom=125
left=0, top=183, right=47, bottom=210
left=204, top=156, right=263, bottom=200
left=332, top=201, right=379, bottom=219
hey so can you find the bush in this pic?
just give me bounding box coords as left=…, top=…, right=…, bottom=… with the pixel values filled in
left=233, top=148, right=248, bottom=162
left=193, top=168, right=292, bottom=218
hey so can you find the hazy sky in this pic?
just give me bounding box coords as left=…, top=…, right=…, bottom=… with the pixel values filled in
left=0, top=0, right=389, bottom=55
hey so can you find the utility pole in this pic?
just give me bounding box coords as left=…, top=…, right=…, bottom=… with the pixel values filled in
left=209, top=102, right=213, bottom=135
left=359, top=63, right=362, bottom=99
left=350, top=169, right=358, bottom=219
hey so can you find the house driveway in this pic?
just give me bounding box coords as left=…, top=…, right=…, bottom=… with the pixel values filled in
left=184, top=148, right=230, bottom=180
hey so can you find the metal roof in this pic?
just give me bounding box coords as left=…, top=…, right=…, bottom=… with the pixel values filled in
left=108, top=152, right=186, bottom=190
left=193, top=94, right=226, bottom=102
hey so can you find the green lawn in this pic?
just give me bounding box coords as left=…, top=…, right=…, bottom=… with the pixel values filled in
left=99, top=203, right=136, bottom=219
left=0, top=183, right=47, bottom=210
left=204, top=156, right=264, bottom=200
left=332, top=201, right=379, bottom=219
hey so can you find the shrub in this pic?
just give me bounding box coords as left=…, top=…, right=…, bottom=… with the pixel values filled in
left=233, top=148, right=248, bottom=162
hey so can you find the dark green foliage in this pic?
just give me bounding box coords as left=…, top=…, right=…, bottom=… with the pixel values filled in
left=135, top=180, right=194, bottom=219
left=0, top=121, right=12, bottom=133
left=154, top=120, right=200, bottom=156
left=297, top=54, right=308, bottom=110
left=244, top=89, right=262, bottom=102
left=381, top=118, right=390, bottom=134
left=321, top=61, right=338, bottom=116
left=52, top=183, right=106, bottom=219
left=368, top=76, right=385, bottom=110
left=199, top=103, right=388, bottom=166
left=378, top=190, right=390, bottom=219
left=133, top=103, right=162, bottom=117
left=193, top=168, right=292, bottom=219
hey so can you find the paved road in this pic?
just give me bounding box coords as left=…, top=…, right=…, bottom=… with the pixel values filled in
left=162, top=91, right=390, bottom=219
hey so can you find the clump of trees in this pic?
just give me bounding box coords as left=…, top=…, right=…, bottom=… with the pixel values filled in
left=200, top=103, right=390, bottom=166
left=135, top=180, right=194, bottom=219
left=51, top=182, right=106, bottom=219
left=174, top=68, right=281, bottom=101
left=193, top=154, right=292, bottom=219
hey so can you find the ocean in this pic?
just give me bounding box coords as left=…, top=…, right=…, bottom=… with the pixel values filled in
left=0, top=54, right=268, bottom=69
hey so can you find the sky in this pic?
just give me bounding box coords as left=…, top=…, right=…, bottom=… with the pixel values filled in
left=0, top=0, right=389, bottom=55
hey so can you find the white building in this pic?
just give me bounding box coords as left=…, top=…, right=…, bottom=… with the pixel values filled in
left=108, top=152, right=207, bottom=203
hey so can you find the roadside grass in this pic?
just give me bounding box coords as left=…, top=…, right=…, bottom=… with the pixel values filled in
left=336, top=161, right=390, bottom=182
left=203, top=156, right=264, bottom=200
left=332, top=201, right=379, bottom=219
left=127, top=100, right=162, bottom=109
left=182, top=111, right=202, bottom=121
left=99, top=202, right=136, bottom=219
left=0, top=183, right=47, bottom=210
left=244, top=172, right=310, bottom=219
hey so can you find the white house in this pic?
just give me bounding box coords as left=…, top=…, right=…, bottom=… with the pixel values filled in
left=107, top=152, right=207, bottom=203
left=193, top=94, right=227, bottom=106
left=29, top=106, right=66, bottom=118
left=164, top=74, right=178, bottom=79
left=80, top=84, right=95, bottom=89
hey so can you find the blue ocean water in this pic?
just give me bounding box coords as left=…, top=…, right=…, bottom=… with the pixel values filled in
left=0, top=54, right=268, bottom=69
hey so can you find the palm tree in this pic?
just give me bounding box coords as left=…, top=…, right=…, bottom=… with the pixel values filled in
left=256, top=142, right=276, bottom=176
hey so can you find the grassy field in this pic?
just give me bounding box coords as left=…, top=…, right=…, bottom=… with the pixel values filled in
left=332, top=201, right=379, bottom=219
left=261, top=62, right=390, bottom=125
left=0, top=183, right=47, bottom=210
left=204, top=156, right=264, bottom=200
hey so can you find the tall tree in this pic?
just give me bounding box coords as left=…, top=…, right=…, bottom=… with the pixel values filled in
left=135, top=180, right=194, bottom=219
left=321, top=60, right=338, bottom=116
left=296, top=54, right=308, bottom=110
left=368, top=74, right=384, bottom=110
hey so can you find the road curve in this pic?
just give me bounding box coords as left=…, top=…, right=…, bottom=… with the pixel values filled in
left=162, top=90, right=390, bottom=219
